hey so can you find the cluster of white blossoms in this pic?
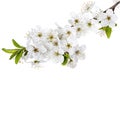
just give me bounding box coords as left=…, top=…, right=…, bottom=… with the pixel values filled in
left=25, top=26, right=86, bottom=68
left=2, top=1, right=120, bottom=68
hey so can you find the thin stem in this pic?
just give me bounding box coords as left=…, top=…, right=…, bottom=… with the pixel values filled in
left=104, top=1, right=120, bottom=12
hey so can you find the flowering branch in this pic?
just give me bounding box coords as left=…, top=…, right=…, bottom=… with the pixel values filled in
left=2, top=1, right=120, bottom=68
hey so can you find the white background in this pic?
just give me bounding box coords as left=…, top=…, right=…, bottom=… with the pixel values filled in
left=0, top=0, right=120, bottom=117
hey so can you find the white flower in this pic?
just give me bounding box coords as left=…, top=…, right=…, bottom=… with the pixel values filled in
left=26, top=26, right=46, bottom=45
left=50, top=49, right=64, bottom=63
left=67, top=45, right=86, bottom=68
left=74, top=24, right=87, bottom=38
left=26, top=45, right=47, bottom=61
left=46, top=29, right=58, bottom=42
left=52, top=39, right=60, bottom=48
left=67, top=57, right=78, bottom=68
left=45, top=38, right=61, bottom=51
left=61, top=38, right=77, bottom=55
left=81, top=1, right=95, bottom=13
left=98, top=9, right=117, bottom=27
left=72, top=45, right=86, bottom=60
left=68, top=13, right=84, bottom=26
left=57, top=26, right=76, bottom=41
left=63, top=26, right=75, bottom=39
left=84, top=18, right=99, bottom=32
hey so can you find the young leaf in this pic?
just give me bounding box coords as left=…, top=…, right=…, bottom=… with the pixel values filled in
left=105, top=26, right=112, bottom=38
left=12, top=39, right=24, bottom=48
left=100, top=26, right=112, bottom=39
left=9, top=51, right=19, bottom=60
left=62, top=52, right=70, bottom=65
left=2, top=48, right=18, bottom=53
left=15, top=50, right=23, bottom=64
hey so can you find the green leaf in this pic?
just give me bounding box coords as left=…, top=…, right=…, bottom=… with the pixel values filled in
left=105, top=26, right=112, bottom=38
left=12, top=39, right=24, bottom=48
left=9, top=51, right=19, bottom=60
left=2, top=48, right=18, bottom=53
left=15, top=50, right=23, bottom=64
left=100, top=26, right=112, bottom=39
left=62, top=52, right=70, bottom=66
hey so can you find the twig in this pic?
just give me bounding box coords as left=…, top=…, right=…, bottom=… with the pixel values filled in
left=104, top=1, right=120, bottom=12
